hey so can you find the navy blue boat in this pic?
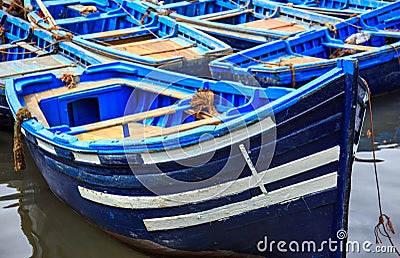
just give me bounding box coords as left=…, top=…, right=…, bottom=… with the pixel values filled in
left=139, top=0, right=342, bottom=49
left=0, top=10, right=104, bottom=126
left=210, top=1, right=400, bottom=95
left=7, top=58, right=367, bottom=257
left=26, top=0, right=232, bottom=66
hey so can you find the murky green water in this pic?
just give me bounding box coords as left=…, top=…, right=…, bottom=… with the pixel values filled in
left=0, top=89, right=399, bottom=257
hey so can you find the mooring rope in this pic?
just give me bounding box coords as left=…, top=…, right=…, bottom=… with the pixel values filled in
left=362, top=78, right=400, bottom=256
left=109, top=0, right=160, bottom=39
left=189, top=88, right=220, bottom=119
left=13, top=107, right=32, bottom=172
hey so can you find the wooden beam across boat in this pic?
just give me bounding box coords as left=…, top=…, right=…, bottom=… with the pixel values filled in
left=242, top=19, right=306, bottom=33
left=35, top=0, right=58, bottom=29
left=110, top=39, right=200, bottom=60
left=322, top=42, right=378, bottom=51
left=0, top=55, right=76, bottom=79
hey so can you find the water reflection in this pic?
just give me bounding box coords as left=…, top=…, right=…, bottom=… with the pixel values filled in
left=0, top=128, right=148, bottom=258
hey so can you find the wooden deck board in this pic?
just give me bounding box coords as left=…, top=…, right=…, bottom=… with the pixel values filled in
left=0, top=55, right=75, bottom=79
left=75, top=117, right=221, bottom=141
left=30, top=78, right=191, bottom=103
left=265, top=56, right=326, bottom=67
left=23, top=94, right=49, bottom=127
left=242, top=19, right=306, bottom=33
left=111, top=39, right=200, bottom=60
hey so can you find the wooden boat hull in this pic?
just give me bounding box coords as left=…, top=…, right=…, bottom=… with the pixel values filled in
left=270, top=0, right=387, bottom=18
left=7, top=60, right=367, bottom=256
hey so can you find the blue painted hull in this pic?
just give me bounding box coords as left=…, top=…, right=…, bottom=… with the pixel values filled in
left=0, top=89, right=13, bottom=126
left=10, top=60, right=367, bottom=257
left=210, top=1, right=400, bottom=95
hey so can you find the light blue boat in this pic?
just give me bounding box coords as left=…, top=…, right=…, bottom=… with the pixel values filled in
left=269, top=0, right=388, bottom=18
left=0, top=10, right=104, bottom=125
left=138, top=0, right=343, bottom=49
left=25, top=0, right=232, bottom=66
left=210, top=1, right=400, bottom=95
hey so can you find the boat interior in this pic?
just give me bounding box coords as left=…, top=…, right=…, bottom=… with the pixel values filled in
left=19, top=64, right=293, bottom=141
left=156, top=0, right=339, bottom=31
left=28, top=1, right=216, bottom=61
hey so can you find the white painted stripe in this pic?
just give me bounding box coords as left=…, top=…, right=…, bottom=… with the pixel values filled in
left=239, top=143, right=268, bottom=194
left=78, top=146, right=340, bottom=209
left=140, top=117, right=275, bottom=164
left=73, top=152, right=101, bottom=165
left=37, top=138, right=57, bottom=155
left=143, top=172, right=338, bottom=232
left=21, top=128, right=26, bottom=136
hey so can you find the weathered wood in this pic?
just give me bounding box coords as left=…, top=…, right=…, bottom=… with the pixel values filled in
left=242, top=19, right=305, bottom=33
left=264, top=56, right=325, bottom=67
left=111, top=39, right=200, bottom=60
left=139, top=116, right=221, bottom=138
left=35, top=0, right=58, bottom=29
left=203, top=9, right=251, bottom=21
left=82, top=106, right=181, bottom=132
left=15, top=41, right=47, bottom=55
left=322, top=42, right=378, bottom=51
left=23, top=94, right=49, bottom=127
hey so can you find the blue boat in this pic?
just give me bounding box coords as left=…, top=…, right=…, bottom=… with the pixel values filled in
left=6, top=58, right=367, bottom=256
left=210, top=1, right=400, bottom=95
left=25, top=0, right=232, bottom=66
left=138, top=0, right=342, bottom=49
left=269, top=0, right=388, bottom=18
left=0, top=10, right=104, bottom=125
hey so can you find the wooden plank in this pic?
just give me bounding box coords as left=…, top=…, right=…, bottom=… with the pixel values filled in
left=0, top=55, right=75, bottom=79
left=82, top=106, right=180, bottom=132
left=363, top=29, right=400, bottom=39
left=202, top=9, right=251, bottom=21
left=15, top=42, right=47, bottom=55
left=264, top=56, right=325, bottom=67
left=81, top=27, right=143, bottom=39
left=35, top=0, right=58, bottom=29
left=242, top=19, right=306, bottom=33
left=139, top=116, right=221, bottom=138
left=77, top=116, right=221, bottom=140
left=111, top=39, right=200, bottom=60
left=32, top=78, right=191, bottom=102
left=322, top=42, right=378, bottom=51
left=23, top=94, right=49, bottom=127
left=76, top=124, right=124, bottom=141
left=0, top=44, right=17, bottom=51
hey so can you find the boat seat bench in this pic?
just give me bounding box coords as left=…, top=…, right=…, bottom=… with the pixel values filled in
left=75, top=115, right=221, bottom=140
left=322, top=42, right=378, bottom=51
left=242, top=19, right=306, bottom=33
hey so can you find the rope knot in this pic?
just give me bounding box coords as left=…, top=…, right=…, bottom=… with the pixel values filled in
left=14, top=107, right=32, bottom=172
left=189, top=88, right=220, bottom=119
left=60, top=73, right=77, bottom=89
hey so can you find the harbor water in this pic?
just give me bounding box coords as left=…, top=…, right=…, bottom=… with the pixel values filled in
left=1, top=88, right=400, bottom=257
